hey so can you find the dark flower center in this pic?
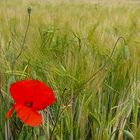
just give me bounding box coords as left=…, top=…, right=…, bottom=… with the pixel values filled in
left=24, top=102, right=33, bottom=107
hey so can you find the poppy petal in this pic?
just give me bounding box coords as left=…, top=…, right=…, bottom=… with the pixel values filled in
left=10, top=80, right=55, bottom=110
left=6, top=105, right=15, bottom=119
left=15, top=104, right=42, bottom=127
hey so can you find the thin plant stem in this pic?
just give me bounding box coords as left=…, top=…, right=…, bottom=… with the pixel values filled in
left=16, top=8, right=31, bottom=60
left=49, top=88, right=67, bottom=140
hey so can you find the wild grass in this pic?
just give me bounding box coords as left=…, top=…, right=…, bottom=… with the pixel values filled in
left=0, top=0, right=140, bottom=140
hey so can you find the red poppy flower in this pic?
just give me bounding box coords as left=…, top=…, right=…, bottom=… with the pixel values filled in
left=6, top=79, right=55, bottom=127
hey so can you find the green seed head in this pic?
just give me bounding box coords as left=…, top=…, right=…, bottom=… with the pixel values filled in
left=27, top=7, right=32, bottom=15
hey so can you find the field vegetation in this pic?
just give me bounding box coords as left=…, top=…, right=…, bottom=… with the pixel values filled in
left=0, top=0, right=140, bottom=139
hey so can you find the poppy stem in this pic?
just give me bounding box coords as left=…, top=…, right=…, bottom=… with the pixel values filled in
left=16, top=7, right=31, bottom=60
left=49, top=88, right=67, bottom=140
left=78, top=36, right=127, bottom=88
left=49, top=108, right=60, bottom=140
